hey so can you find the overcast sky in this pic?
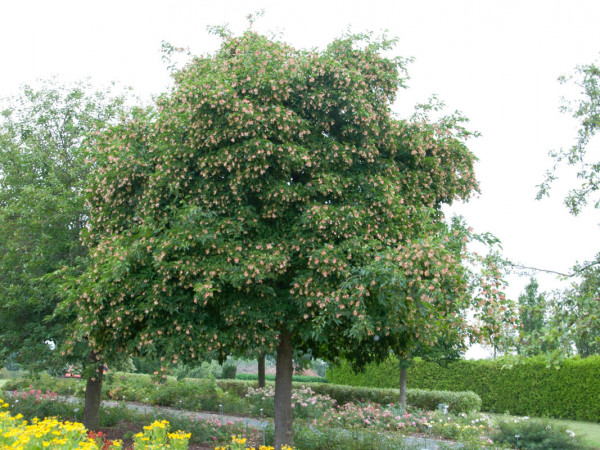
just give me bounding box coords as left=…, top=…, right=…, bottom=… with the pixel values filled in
left=2, top=0, right=599, bottom=356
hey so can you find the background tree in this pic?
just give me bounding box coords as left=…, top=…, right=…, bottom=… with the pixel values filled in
left=0, top=80, right=128, bottom=373
left=75, top=30, right=512, bottom=447
left=0, top=79, right=131, bottom=429
left=571, top=265, right=600, bottom=356
left=516, top=278, right=549, bottom=355
left=539, top=61, right=600, bottom=216
left=533, top=58, right=600, bottom=362
left=539, top=267, right=600, bottom=359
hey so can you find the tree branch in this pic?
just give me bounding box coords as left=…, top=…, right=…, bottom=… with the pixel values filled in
left=508, top=259, right=600, bottom=278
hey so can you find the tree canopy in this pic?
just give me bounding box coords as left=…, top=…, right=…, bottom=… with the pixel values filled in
left=74, top=30, right=512, bottom=446
left=530, top=58, right=600, bottom=363
left=539, top=61, right=600, bottom=216
left=0, top=80, right=128, bottom=373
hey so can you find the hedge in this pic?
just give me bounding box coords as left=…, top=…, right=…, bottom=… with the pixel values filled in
left=236, top=373, right=329, bottom=384
left=327, top=355, right=600, bottom=422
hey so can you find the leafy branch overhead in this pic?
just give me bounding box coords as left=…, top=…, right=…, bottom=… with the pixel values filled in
left=72, top=29, right=516, bottom=445
left=538, top=62, right=600, bottom=215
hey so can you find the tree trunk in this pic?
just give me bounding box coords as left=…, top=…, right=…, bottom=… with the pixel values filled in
left=82, top=352, right=104, bottom=431
left=399, top=366, right=407, bottom=411
left=258, top=353, right=266, bottom=388
left=274, top=331, right=294, bottom=449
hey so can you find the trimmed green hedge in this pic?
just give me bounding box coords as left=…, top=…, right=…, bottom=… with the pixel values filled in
left=236, top=373, right=329, bottom=384
left=327, top=355, right=600, bottom=422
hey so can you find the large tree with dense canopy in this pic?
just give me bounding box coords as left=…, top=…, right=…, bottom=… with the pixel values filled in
left=73, top=30, right=510, bottom=447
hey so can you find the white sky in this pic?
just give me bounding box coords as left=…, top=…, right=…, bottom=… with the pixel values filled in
left=2, top=0, right=599, bottom=357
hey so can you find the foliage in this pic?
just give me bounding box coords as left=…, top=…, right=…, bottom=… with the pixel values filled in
left=215, top=435, right=293, bottom=450
left=326, top=358, right=481, bottom=412
left=222, top=363, right=237, bottom=379
left=245, top=385, right=335, bottom=419
left=516, top=278, right=550, bottom=355
left=3, top=376, right=512, bottom=448
left=0, top=401, right=112, bottom=449
left=292, top=425, right=416, bottom=450
left=541, top=266, right=600, bottom=358
left=491, top=416, right=587, bottom=449
left=236, top=373, right=328, bottom=384
left=571, top=265, right=600, bottom=356
left=518, top=278, right=546, bottom=336
left=133, top=419, right=191, bottom=450
left=0, top=79, right=131, bottom=373
left=1, top=399, right=195, bottom=450
left=319, top=402, right=431, bottom=432
left=166, top=416, right=256, bottom=447
left=328, top=356, right=600, bottom=421
left=299, top=381, right=479, bottom=414
left=5, top=384, right=256, bottom=446
left=538, top=61, right=600, bottom=215
left=427, top=411, right=494, bottom=446
left=6, top=386, right=146, bottom=428
left=103, top=372, right=230, bottom=412
left=534, top=59, right=600, bottom=363
left=74, top=25, right=512, bottom=378
left=5, top=372, right=84, bottom=397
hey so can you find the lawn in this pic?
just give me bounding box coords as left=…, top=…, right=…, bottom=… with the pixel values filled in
left=490, top=413, right=600, bottom=448
left=0, top=379, right=7, bottom=388
left=545, top=417, right=600, bottom=448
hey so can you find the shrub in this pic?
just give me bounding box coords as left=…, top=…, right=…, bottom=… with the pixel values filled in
left=293, top=424, right=415, bottom=449
left=491, top=417, right=587, bottom=449
left=306, top=382, right=480, bottom=414
left=105, top=372, right=230, bottom=412
left=319, top=402, right=431, bottom=433
left=244, top=385, right=335, bottom=419
left=327, top=355, right=600, bottom=421
left=4, top=372, right=83, bottom=397
left=236, top=373, right=329, bottom=384
left=222, top=363, right=237, bottom=380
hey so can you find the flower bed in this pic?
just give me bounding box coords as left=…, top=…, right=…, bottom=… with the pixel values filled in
left=0, top=398, right=192, bottom=449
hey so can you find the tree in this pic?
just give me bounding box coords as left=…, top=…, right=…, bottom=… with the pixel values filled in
left=538, top=61, right=600, bottom=216
left=571, top=265, right=600, bottom=356
left=540, top=267, right=600, bottom=359
left=0, top=79, right=128, bottom=371
left=533, top=59, right=600, bottom=362
left=0, top=79, right=130, bottom=429
left=516, top=278, right=549, bottom=355
left=75, top=30, right=510, bottom=447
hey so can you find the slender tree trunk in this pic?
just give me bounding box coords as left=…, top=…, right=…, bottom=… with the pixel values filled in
left=399, top=366, right=407, bottom=411
left=274, top=331, right=294, bottom=449
left=258, top=353, right=266, bottom=388
left=82, top=351, right=104, bottom=431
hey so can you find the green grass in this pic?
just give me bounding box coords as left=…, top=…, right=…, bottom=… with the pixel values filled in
left=0, top=379, right=7, bottom=389
left=551, top=418, right=600, bottom=448
left=490, top=413, right=600, bottom=448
